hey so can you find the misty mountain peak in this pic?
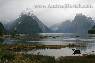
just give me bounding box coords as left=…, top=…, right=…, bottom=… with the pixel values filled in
left=6, top=11, right=51, bottom=34
left=51, top=14, right=94, bottom=33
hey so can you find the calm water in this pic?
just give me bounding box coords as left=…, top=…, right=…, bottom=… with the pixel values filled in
left=1, top=33, right=95, bottom=57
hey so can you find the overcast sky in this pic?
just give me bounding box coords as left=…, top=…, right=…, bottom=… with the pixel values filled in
left=0, top=0, right=95, bottom=27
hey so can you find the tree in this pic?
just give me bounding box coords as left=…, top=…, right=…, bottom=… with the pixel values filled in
left=0, top=22, right=5, bottom=36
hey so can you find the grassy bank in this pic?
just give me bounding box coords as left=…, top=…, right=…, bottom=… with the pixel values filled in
left=0, top=51, right=95, bottom=63
left=4, top=44, right=85, bottom=52
left=0, top=46, right=55, bottom=63
left=56, top=55, right=95, bottom=63
left=0, top=44, right=95, bottom=63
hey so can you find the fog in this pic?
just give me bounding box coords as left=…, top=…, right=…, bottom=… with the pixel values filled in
left=0, top=0, right=95, bottom=26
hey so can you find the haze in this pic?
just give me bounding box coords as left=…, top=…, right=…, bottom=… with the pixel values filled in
left=0, top=0, right=95, bottom=27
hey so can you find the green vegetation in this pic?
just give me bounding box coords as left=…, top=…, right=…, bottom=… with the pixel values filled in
left=88, top=29, right=95, bottom=34
left=0, top=22, right=5, bottom=36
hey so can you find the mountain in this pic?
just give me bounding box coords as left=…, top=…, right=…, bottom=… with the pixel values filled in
left=0, top=22, right=5, bottom=35
left=71, top=14, right=94, bottom=33
left=51, top=14, right=94, bottom=33
left=6, top=12, right=51, bottom=34
left=51, top=20, right=72, bottom=33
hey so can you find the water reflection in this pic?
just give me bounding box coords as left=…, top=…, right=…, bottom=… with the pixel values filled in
left=2, top=33, right=95, bottom=57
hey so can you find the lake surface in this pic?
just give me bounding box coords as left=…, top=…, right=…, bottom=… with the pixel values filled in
left=1, top=33, right=95, bottom=57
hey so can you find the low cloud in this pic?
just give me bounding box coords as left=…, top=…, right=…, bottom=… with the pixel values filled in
left=0, top=0, right=95, bottom=26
